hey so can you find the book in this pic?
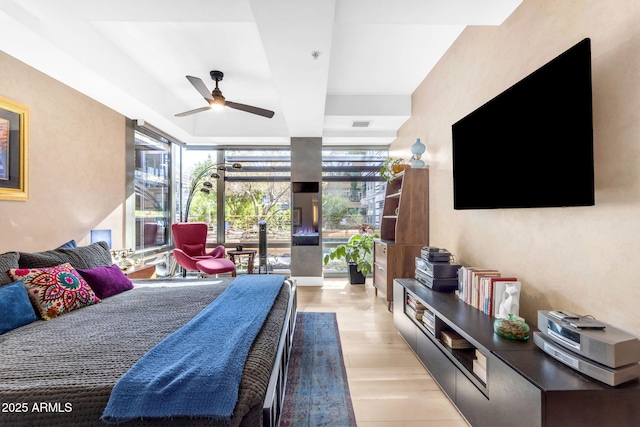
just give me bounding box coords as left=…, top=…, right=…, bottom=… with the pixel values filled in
left=458, top=267, right=480, bottom=304
left=407, top=297, right=425, bottom=310
left=479, top=276, right=495, bottom=313
left=469, top=269, right=500, bottom=308
left=405, top=304, right=423, bottom=320
left=473, top=359, right=487, bottom=383
left=422, top=316, right=435, bottom=335
left=475, top=349, right=487, bottom=369
left=441, top=331, right=474, bottom=349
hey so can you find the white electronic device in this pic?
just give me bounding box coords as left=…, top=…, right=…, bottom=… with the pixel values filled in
left=538, top=310, right=640, bottom=368
left=533, top=332, right=640, bottom=386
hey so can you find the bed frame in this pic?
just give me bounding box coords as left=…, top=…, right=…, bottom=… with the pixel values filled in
left=263, top=278, right=297, bottom=427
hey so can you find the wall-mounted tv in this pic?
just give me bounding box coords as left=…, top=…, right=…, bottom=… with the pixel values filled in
left=452, top=38, right=594, bottom=210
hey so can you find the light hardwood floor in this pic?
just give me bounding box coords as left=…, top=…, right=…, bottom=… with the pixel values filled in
left=296, top=278, right=470, bottom=427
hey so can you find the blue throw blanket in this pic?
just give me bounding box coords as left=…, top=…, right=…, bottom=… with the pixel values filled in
left=101, top=274, right=285, bottom=424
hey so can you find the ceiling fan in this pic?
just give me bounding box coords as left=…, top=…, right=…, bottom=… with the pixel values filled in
left=175, top=70, right=274, bottom=119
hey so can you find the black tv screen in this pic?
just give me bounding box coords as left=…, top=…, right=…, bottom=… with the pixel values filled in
left=452, top=38, right=594, bottom=210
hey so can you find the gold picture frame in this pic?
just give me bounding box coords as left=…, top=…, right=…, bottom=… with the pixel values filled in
left=0, top=96, right=28, bottom=201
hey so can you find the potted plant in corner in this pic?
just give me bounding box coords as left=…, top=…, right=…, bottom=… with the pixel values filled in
left=323, top=225, right=380, bottom=284
left=380, top=157, right=409, bottom=182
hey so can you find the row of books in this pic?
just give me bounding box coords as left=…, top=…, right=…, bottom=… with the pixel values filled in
left=406, top=293, right=435, bottom=335
left=405, top=293, right=425, bottom=320
left=457, top=266, right=521, bottom=317
left=422, top=307, right=435, bottom=335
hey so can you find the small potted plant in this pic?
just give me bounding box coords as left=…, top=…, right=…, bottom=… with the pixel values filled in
left=380, top=157, right=409, bottom=182
left=323, top=225, right=380, bottom=284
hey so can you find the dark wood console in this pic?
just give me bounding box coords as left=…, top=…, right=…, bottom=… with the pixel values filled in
left=393, top=278, right=640, bottom=427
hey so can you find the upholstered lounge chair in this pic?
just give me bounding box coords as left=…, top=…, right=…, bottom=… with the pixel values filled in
left=171, top=222, right=235, bottom=277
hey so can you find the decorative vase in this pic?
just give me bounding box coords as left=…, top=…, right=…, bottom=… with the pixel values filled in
left=410, top=138, right=426, bottom=168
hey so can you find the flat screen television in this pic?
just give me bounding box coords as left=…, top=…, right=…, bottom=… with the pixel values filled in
left=452, top=38, right=594, bottom=210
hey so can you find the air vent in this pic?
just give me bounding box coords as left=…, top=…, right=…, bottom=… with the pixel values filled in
left=352, top=121, right=371, bottom=128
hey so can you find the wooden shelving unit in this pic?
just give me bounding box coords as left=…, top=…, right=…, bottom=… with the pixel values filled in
left=374, top=168, right=429, bottom=307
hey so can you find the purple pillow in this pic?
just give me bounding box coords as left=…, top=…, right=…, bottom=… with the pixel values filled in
left=77, top=264, right=134, bottom=299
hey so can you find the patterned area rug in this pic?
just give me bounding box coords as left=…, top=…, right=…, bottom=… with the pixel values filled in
left=281, top=312, right=357, bottom=427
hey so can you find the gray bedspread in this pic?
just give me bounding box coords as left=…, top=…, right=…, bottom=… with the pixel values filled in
left=0, top=278, right=290, bottom=427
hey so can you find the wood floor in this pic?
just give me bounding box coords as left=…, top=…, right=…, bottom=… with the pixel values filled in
left=296, top=278, right=470, bottom=427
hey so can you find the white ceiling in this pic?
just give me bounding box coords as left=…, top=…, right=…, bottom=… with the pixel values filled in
left=0, top=0, right=521, bottom=146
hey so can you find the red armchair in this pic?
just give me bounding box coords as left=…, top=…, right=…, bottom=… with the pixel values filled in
left=171, top=222, right=235, bottom=277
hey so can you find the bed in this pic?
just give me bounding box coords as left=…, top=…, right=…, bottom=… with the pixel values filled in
left=0, top=243, right=296, bottom=427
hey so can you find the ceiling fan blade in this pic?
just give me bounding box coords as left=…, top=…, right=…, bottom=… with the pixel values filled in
left=226, top=101, right=275, bottom=118
left=186, top=76, right=213, bottom=101
left=175, top=105, right=211, bottom=117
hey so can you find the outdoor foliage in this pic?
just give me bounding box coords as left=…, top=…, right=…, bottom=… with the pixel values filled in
left=187, top=157, right=292, bottom=239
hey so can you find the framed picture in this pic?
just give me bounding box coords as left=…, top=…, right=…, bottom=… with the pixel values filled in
left=0, top=96, right=29, bottom=201
left=292, top=208, right=302, bottom=226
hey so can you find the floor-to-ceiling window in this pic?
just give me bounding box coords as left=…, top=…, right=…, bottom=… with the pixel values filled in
left=321, top=148, right=387, bottom=275
left=182, top=147, right=292, bottom=273
left=130, top=124, right=184, bottom=277
left=141, top=143, right=387, bottom=277
left=133, top=130, right=172, bottom=251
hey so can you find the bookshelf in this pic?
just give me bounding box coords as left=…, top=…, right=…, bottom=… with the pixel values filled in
left=393, top=278, right=640, bottom=427
left=374, top=168, right=429, bottom=307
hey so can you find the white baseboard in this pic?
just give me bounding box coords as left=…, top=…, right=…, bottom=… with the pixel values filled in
left=290, top=276, right=324, bottom=286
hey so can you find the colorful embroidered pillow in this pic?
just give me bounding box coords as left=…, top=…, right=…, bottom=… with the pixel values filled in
left=77, top=264, right=134, bottom=299
left=9, top=263, right=100, bottom=320
left=0, top=280, right=38, bottom=334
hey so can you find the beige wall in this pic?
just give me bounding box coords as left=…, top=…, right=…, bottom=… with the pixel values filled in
left=0, top=52, right=126, bottom=253
left=393, top=0, right=640, bottom=334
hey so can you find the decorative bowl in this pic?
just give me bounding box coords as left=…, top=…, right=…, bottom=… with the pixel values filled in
left=494, top=314, right=530, bottom=341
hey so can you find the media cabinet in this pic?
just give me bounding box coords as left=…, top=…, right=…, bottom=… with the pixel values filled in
left=393, top=278, right=640, bottom=427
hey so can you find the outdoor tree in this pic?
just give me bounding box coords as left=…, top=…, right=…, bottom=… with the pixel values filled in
left=186, top=154, right=291, bottom=238
left=322, top=194, right=349, bottom=229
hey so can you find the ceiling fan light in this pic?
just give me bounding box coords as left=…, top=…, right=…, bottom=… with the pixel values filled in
left=211, top=98, right=225, bottom=110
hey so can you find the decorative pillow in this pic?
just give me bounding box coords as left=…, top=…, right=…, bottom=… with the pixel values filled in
left=77, top=264, right=134, bottom=299
left=9, top=263, right=100, bottom=320
left=18, top=241, right=112, bottom=270
left=182, top=243, right=204, bottom=257
left=0, top=281, right=38, bottom=334
left=0, top=251, right=20, bottom=286
left=57, top=239, right=77, bottom=249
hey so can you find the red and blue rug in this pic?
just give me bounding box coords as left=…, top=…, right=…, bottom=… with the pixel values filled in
left=281, top=312, right=357, bottom=427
